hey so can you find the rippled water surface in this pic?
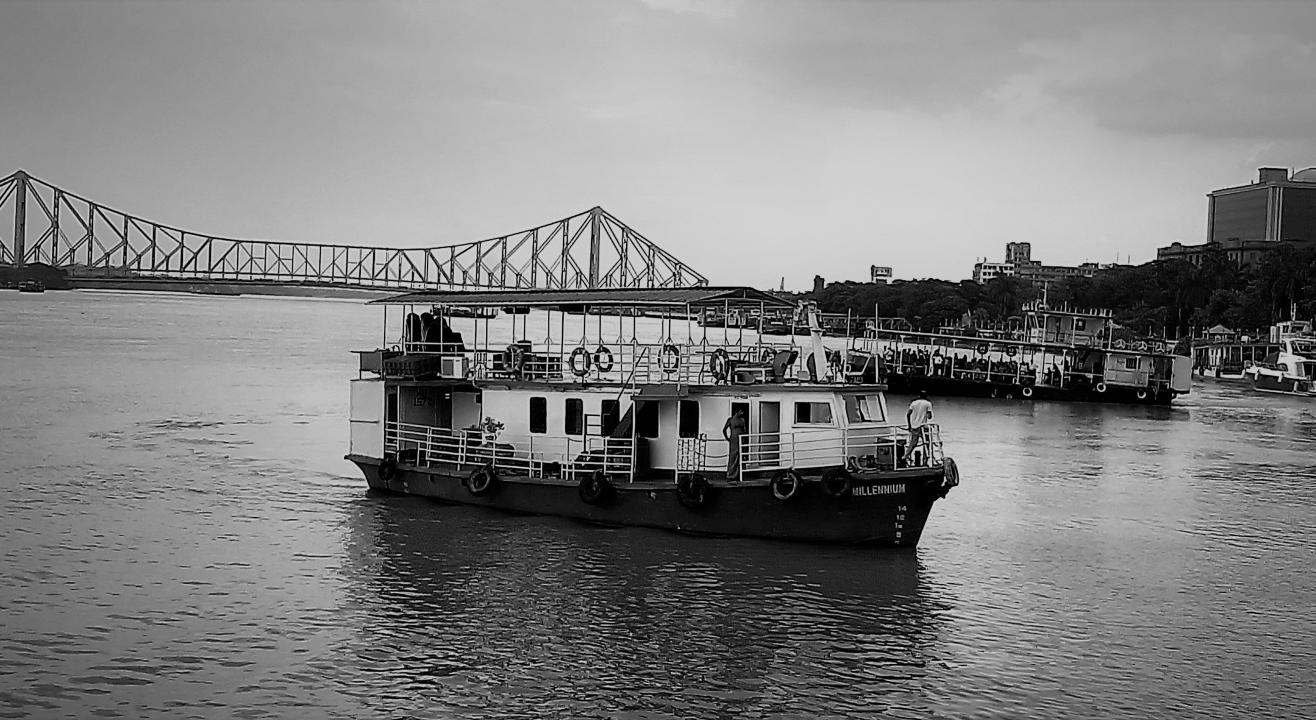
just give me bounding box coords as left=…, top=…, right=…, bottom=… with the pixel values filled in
left=2, top=291, right=1313, bottom=719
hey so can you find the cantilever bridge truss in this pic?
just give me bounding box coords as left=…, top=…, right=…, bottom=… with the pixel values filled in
left=0, top=170, right=707, bottom=290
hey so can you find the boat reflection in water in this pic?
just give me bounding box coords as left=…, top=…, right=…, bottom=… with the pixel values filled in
left=339, top=493, right=948, bottom=718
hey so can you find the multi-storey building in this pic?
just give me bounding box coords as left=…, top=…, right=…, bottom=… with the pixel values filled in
left=1158, top=166, right=1316, bottom=267
left=971, top=242, right=1099, bottom=287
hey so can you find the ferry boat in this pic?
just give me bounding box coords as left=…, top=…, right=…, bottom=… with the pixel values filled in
left=1247, top=320, right=1316, bottom=395
left=346, top=287, right=960, bottom=547
left=16, top=280, right=45, bottom=293
left=846, top=301, right=1193, bottom=405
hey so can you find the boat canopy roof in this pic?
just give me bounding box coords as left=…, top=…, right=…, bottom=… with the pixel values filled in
left=372, top=286, right=794, bottom=310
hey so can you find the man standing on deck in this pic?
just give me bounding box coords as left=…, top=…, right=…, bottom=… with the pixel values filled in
left=723, top=408, right=747, bottom=480
left=904, top=391, right=934, bottom=466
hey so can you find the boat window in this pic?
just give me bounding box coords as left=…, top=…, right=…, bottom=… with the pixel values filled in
left=679, top=400, right=700, bottom=438
left=600, top=400, right=620, bottom=436
left=843, top=395, right=879, bottom=423
left=565, top=398, right=584, bottom=436
left=1124, top=357, right=1138, bottom=370
left=529, top=396, right=547, bottom=434
left=637, top=401, right=659, bottom=439
left=794, top=401, right=833, bottom=425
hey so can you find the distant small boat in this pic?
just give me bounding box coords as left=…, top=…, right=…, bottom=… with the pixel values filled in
left=16, top=280, right=45, bottom=293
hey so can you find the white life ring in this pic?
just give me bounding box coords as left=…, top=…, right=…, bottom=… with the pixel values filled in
left=1021, top=386, right=1033, bottom=398
left=1136, top=389, right=1148, bottom=400
left=1095, top=382, right=1107, bottom=393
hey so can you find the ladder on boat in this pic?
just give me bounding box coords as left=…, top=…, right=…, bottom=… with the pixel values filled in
left=676, top=435, right=708, bottom=481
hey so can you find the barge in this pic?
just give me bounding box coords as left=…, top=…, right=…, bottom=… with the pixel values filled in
left=846, top=301, right=1193, bottom=405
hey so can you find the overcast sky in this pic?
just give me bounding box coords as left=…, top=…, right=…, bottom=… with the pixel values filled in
left=2, top=0, right=1314, bottom=288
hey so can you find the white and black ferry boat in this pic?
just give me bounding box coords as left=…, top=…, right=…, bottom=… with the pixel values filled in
left=346, top=287, right=959, bottom=547
left=847, top=301, right=1193, bottom=405
left=1247, top=321, right=1316, bottom=395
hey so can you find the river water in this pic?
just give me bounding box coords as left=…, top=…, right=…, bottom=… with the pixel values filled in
left=1, top=291, right=1313, bottom=719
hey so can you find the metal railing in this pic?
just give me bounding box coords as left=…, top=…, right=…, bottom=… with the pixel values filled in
left=385, top=421, right=636, bottom=480
left=737, top=423, right=944, bottom=476
left=378, top=340, right=804, bottom=386
left=384, top=420, right=945, bottom=483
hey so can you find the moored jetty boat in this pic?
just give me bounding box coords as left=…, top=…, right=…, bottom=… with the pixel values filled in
left=346, top=287, right=959, bottom=547
left=1191, top=324, right=1279, bottom=381
left=1246, top=320, right=1316, bottom=395
left=846, top=301, right=1193, bottom=405
left=16, top=279, right=45, bottom=293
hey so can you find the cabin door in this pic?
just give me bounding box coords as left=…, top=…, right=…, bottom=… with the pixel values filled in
left=757, top=401, right=780, bottom=466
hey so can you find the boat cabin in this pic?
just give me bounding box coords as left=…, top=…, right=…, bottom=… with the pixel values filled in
left=1023, top=301, right=1113, bottom=347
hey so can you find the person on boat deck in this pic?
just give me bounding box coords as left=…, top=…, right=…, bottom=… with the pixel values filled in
left=904, top=391, right=933, bottom=465
left=723, top=408, right=747, bottom=480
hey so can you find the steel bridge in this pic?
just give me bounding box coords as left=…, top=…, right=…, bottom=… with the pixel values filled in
left=0, top=170, right=707, bottom=290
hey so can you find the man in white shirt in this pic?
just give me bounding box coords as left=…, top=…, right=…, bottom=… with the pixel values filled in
left=904, top=391, right=934, bottom=465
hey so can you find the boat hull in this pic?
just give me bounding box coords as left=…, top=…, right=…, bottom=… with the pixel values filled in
left=881, top=372, right=1173, bottom=405
left=1251, top=372, right=1313, bottom=395
left=347, top=454, right=950, bottom=547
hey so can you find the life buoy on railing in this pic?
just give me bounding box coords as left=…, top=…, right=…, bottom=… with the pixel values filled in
left=676, top=473, right=711, bottom=508
left=821, top=468, right=852, bottom=498
left=1136, top=389, right=1148, bottom=400
left=467, top=464, right=498, bottom=496
left=1114, top=339, right=1127, bottom=350
left=378, top=456, right=397, bottom=481
left=1095, top=382, right=1107, bottom=393
left=709, top=348, right=731, bottom=382
left=1022, top=386, right=1034, bottom=398
left=659, top=344, right=681, bottom=374
left=771, top=469, right=803, bottom=502
left=569, top=346, right=592, bottom=377
left=593, top=345, right=614, bottom=373
left=976, top=343, right=989, bottom=356
left=1005, top=345, right=1018, bottom=358
left=578, top=469, right=613, bottom=505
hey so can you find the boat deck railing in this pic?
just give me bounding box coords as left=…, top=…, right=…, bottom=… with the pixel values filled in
left=372, top=340, right=814, bottom=386
left=737, top=424, right=944, bottom=476
left=385, top=421, right=639, bottom=481
left=384, top=420, right=945, bottom=484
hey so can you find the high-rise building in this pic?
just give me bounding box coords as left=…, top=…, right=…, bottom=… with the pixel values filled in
left=1158, top=167, right=1316, bottom=267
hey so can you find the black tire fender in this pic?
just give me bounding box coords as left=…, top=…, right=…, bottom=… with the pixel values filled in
left=821, top=468, right=852, bottom=498
left=676, top=473, right=711, bottom=508
left=468, top=464, right=498, bottom=496
left=578, top=469, right=613, bottom=505
left=771, top=469, right=804, bottom=502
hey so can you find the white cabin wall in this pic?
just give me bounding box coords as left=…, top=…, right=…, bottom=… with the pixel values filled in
left=349, top=379, right=385, bottom=458
left=481, top=387, right=628, bottom=465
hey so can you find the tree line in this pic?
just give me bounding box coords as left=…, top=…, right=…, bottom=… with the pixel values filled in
left=808, top=243, right=1316, bottom=338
